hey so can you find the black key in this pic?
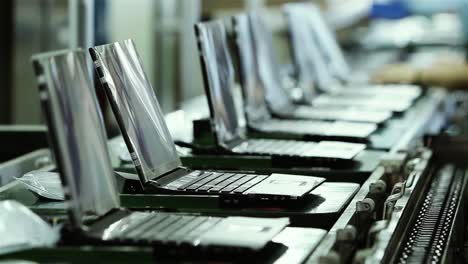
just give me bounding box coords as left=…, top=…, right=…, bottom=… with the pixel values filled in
left=182, top=217, right=222, bottom=242
left=206, top=174, right=240, bottom=192
left=184, top=172, right=219, bottom=191
left=233, top=175, right=268, bottom=193
left=210, top=174, right=244, bottom=193
left=123, top=214, right=168, bottom=239
left=167, top=217, right=208, bottom=242
left=221, top=175, right=252, bottom=193
left=195, top=173, right=229, bottom=191
left=147, top=215, right=195, bottom=241
left=156, top=216, right=196, bottom=241
left=166, top=171, right=207, bottom=190
left=188, top=172, right=226, bottom=191
left=113, top=213, right=156, bottom=239
left=165, top=175, right=198, bottom=190
left=221, top=175, right=256, bottom=193
left=139, top=215, right=181, bottom=240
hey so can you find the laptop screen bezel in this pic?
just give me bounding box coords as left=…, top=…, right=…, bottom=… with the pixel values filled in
left=32, top=49, right=120, bottom=228
left=306, top=4, right=350, bottom=83
left=32, top=56, right=80, bottom=228
left=283, top=4, right=333, bottom=100
left=195, top=21, right=248, bottom=149
left=89, top=40, right=182, bottom=184
left=247, top=12, right=297, bottom=116
left=231, top=14, right=273, bottom=126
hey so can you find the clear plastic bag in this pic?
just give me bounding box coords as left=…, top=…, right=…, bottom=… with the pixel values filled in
left=0, top=200, right=59, bottom=254
left=15, top=171, right=64, bottom=201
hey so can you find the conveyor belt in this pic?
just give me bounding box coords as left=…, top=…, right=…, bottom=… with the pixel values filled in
left=396, top=165, right=464, bottom=264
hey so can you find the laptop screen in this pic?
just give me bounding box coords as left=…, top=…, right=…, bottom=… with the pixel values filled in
left=90, top=40, right=181, bottom=183
left=306, top=4, right=350, bottom=82
left=196, top=21, right=247, bottom=146
left=248, top=12, right=294, bottom=114
left=32, top=50, right=120, bottom=227
left=283, top=4, right=337, bottom=97
left=233, top=14, right=272, bottom=124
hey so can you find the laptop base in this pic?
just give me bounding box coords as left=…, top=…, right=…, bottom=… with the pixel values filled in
left=150, top=183, right=310, bottom=209
left=120, top=182, right=359, bottom=229
left=116, top=149, right=383, bottom=184
left=120, top=178, right=312, bottom=209
left=60, top=227, right=286, bottom=263
left=176, top=151, right=384, bottom=183
left=1, top=227, right=326, bottom=264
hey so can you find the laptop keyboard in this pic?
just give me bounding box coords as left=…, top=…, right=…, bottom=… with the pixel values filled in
left=164, top=171, right=269, bottom=194
left=313, top=95, right=411, bottom=112
left=110, top=212, right=222, bottom=243
left=232, top=139, right=365, bottom=160
left=293, top=106, right=391, bottom=124
left=263, top=119, right=376, bottom=138
left=236, top=139, right=317, bottom=155
left=265, top=119, right=329, bottom=134
left=247, top=140, right=316, bottom=155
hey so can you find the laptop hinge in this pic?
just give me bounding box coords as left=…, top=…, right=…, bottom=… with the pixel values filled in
left=147, top=167, right=189, bottom=187
left=225, top=137, right=249, bottom=151
left=61, top=208, right=131, bottom=242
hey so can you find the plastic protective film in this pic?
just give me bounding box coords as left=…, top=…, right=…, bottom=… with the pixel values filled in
left=248, top=12, right=294, bottom=114
left=0, top=200, right=59, bottom=254
left=16, top=171, right=64, bottom=201
left=306, top=4, right=350, bottom=82
left=32, top=50, right=119, bottom=226
left=91, top=40, right=181, bottom=182
left=233, top=14, right=272, bottom=124
left=283, top=4, right=340, bottom=94
left=196, top=21, right=247, bottom=146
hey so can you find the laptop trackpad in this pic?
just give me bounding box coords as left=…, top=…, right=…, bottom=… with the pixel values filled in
left=198, top=217, right=289, bottom=250
left=305, top=141, right=365, bottom=160
left=244, top=174, right=325, bottom=197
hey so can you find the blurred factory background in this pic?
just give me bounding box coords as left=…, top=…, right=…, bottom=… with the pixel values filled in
left=0, top=0, right=465, bottom=124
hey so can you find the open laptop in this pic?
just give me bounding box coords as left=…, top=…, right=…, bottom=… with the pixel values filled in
left=232, top=14, right=392, bottom=126
left=88, top=39, right=329, bottom=207
left=248, top=10, right=419, bottom=114
left=196, top=19, right=377, bottom=144
left=194, top=21, right=366, bottom=166
left=32, top=49, right=294, bottom=261
left=283, top=3, right=422, bottom=104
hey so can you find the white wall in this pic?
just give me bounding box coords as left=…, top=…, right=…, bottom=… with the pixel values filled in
left=107, top=0, right=156, bottom=85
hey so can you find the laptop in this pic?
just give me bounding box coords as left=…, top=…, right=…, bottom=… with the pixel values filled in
left=88, top=39, right=328, bottom=207
left=248, top=10, right=419, bottom=114
left=194, top=21, right=366, bottom=166
left=31, top=49, right=294, bottom=261
left=283, top=3, right=422, bottom=105
left=232, top=14, right=392, bottom=126
left=196, top=19, right=377, bottom=143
